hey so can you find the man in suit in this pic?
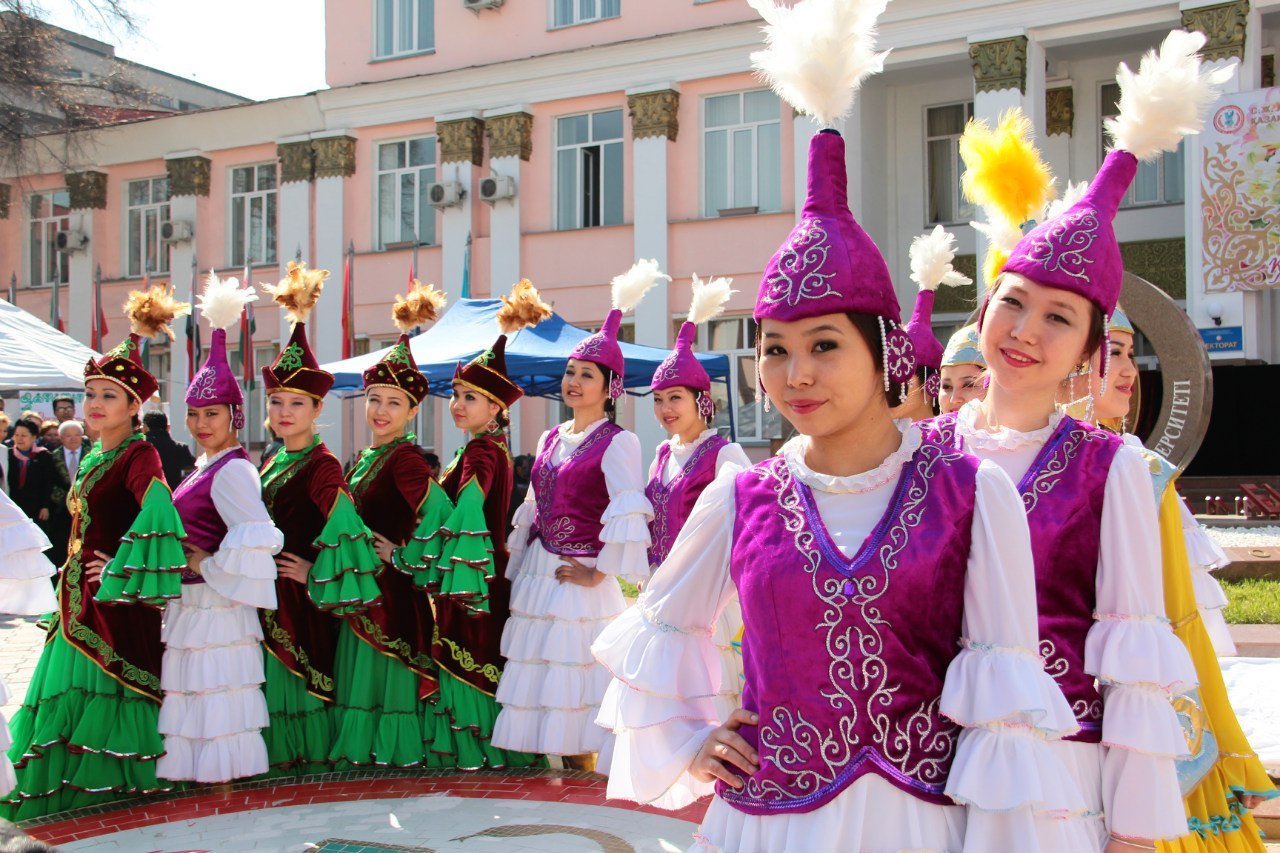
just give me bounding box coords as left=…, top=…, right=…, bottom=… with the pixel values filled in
left=56, top=421, right=85, bottom=479
left=52, top=396, right=77, bottom=424
left=45, top=420, right=83, bottom=566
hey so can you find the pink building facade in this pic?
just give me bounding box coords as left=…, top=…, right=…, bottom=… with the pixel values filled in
left=1, top=0, right=1276, bottom=466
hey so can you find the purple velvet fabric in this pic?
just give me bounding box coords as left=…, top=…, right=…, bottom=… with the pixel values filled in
left=904, top=290, right=944, bottom=372
left=644, top=434, right=727, bottom=568
left=186, top=328, right=244, bottom=408
left=651, top=321, right=710, bottom=393
left=1002, top=150, right=1137, bottom=317
left=172, top=447, right=250, bottom=583
left=719, top=421, right=978, bottom=815
left=527, top=421, right=623, bottom=557
left=568, top=309, right=625, bottom=379
left=754, top=130, right=901, bottom=326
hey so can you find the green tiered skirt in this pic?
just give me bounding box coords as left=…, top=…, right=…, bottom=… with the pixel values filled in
left=260, top=653, right=333, bottom=778
left=1, top=631, right=169, bottom=821
left=426, top=666, right=542, bottom=771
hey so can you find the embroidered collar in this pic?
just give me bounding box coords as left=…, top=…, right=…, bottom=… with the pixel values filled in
left=559, top=417, right=609, bottom=447
left=956, top=400, right=1062, bottom=452
left=781, top=420, right=919, bottom=495
left=195, top=445, right=244, bottom=471
left=669, top=428, right=720, bottom=456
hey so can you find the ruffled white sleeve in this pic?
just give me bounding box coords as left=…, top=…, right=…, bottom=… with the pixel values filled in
left=942, top=460, right=1085, bottom=824
left=201, top=458, right=284, bottom=610
left=506, top=429, right=549, bottom=581
left=716, top=442, right=752, bottom=474
left=597, top=430, right=654, bottom=584
left=592, top=464, right=741, bottom=810
left=1087, top=445, right=1199, bottom=841
left=0, top=489, right=58, bottom=616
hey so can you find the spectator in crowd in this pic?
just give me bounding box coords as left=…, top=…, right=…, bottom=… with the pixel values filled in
left=508, top=453, right=533, bottom=528
left=52, top=396, right=76, bottom=423
left=44, top=420, right=86, bottom=566
left=0, top=412, right=11, bottom=445
left=260, top=419, right=283, bottom=467
left=39, top=420, right=61, bottom=450
left=142, top=411, right=196, bottom=489
left=55, top=420, right=86, bottom=479
left=423, top=451, right=441, bottom=480
left=5, top=418, right=62, bottom=549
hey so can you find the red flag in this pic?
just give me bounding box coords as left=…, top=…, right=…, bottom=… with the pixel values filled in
left=341, top=250, right=353, bottom=359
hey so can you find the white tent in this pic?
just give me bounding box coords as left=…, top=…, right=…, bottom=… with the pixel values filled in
left=0, top=298, right=100, bottom=393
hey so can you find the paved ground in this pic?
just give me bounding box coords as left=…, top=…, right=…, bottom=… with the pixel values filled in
left=0, top=613, right=43, bottom=725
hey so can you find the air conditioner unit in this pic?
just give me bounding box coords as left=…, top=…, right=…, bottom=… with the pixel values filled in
left=463, top=0, right=504, bottom=9
left=54, top=230, right=89, bottom=252
left=160, top=220, right=193, bottom=243
left=479, top=174, right=516, bottom=204
left=427, top=181, right=465, bottom=208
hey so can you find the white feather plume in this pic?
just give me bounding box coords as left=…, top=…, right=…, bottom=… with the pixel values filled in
left=909, top=225, right=971, bottom=292
left=1106, top=29, right=1236, bottom=161
left=688, top=274, right=736, bottom=326
left=746, top=0, right=890, bottom=128
left=197, top=271, right=257, bottom=332
left=1043, top=180, right=1090, bottom=221
left=611, top=259, right=670, bottom=314
left=969, top=218, right=1023, bottom=259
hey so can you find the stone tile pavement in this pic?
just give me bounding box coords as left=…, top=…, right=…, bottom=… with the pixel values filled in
left=1, top=613, right=45, bottom=722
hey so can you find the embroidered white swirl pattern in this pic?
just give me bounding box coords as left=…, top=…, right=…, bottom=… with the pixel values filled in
left=760, top=218, right=839, bottom=308
left=1025, top=207, right=1101, bottom=284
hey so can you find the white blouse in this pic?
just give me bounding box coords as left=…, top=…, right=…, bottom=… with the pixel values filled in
left=955, top=403, right=1199, bottom=841
left=192, top=450, right=282, bottom=610
left=508, top=419, right=653, bottom=585
left=594, top=421, right=1083, bottom=845
left=648, top=429, right=753, bottom=488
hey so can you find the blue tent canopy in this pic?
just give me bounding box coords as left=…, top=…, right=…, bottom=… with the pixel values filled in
left=322, top=298, right=730, bottom=399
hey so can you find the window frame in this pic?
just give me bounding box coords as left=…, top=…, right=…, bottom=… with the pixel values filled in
left=124, top=176, right=172, bottom=278
left=549, top=0, right=620, bottom=30
left=923, top=100, right=976, bottom=227
left=1098, top=81, right=1184, bottom=208
left=553, top=108, right=625, bottom=231
left=374, top=134, right=439, bottom=251
left=26, top=189, right=71, bottom=289
left=697, top=314, right=782, bottom=446
left=227, top=163, right=279, bottom=268
left=372, top=0, right=435, bottom=60
left=701, top=88, right=783, bottom=218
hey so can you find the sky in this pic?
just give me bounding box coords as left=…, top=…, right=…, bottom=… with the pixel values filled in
left=33, top=0, right=328, bottom=101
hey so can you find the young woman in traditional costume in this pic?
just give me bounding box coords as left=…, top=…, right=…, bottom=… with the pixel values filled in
left=594, top=2, right=1085, bottom=849
left=0, top=490, right=59, bottom=801
left=1077, top=308, right=1277, bottom=852
left=257, top=262, right=381, bottom=776
left=493, top=262, right=659, bottom=770
left=412, top=280, right=549, bottom=769
left=2, top=286, right=189, bottom=820
left=328, top=282, right=450, bottom=769
left=950, top=34, right=1234, bottom=851
left=939, top=325, right=986, bottom=415
left=157, top=274, right=283, bottom=784
left=645, top=274, right=750, bottom=721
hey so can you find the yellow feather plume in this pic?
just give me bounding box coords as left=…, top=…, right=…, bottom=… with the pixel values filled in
left=392, top=280, right=447, bottom=332
left=261, top=260, right=328, bottom=325
left=124, top=283, right=191, bottom=341
left=497, top=279, right=553, bottom=334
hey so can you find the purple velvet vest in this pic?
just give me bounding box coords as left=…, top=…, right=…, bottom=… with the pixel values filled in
left=172, top=447, right=250, bottom=583
left=645, top=434, right=728, bottom=568
left=721, top=422, right=978, bottom=815
left=527, top=421, right=623, bottom=557
left=945, top=411, right=1121, bottom=742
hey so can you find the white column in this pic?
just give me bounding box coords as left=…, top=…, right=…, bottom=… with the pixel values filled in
left=628, top=84, right=679, bottom=473
left=793, top=114, right=818, bottom=222
left=484, top=107, right=532, bottom=293
left=276, top=136, right=314, bottom=348
left=66, top=210, right=94, bottom=346
left=1181, top=0, right=1267, bottom=361
left=165, top=192, right=198, bottom=445
left=968, top=33, right=1046, bottom=288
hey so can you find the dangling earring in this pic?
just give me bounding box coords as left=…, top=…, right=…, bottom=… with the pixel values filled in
left=878, top=316, right=890, bottom=394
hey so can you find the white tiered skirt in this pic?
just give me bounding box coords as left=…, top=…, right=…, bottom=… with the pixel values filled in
left=493, top=540, right=625, bottom=757
left=157, top=582, right=269, bottom=782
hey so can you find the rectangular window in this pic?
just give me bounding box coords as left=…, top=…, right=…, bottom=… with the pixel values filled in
left=703, top=89, right=782, bottom=217
left=374, top=0, right=434, bottom=58
left=556, top=109, right=624, bottom=230
left=925, top=102, right=975, bottom=226
left=27, top=191, right=71, bottom=288
left=552, top=0, right=619, bottom=28
left=230, top=164, right=278, bottom=267
left=704, top=316, right=782, bottom=444
left=376, top=136, right=438, bottom=249
left=1100, top=82, right=1183, bottom=206
left=126, top=177, right=171, bottom=277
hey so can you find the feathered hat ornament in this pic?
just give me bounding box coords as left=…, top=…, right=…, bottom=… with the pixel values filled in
left=85, top=283, right=191, bottom=404
left=456, top=279, right=551, bottom=413
left=392, top=279, right=447, bottom=333
left=652, top=274, right=737, bottom=418
left=187, top=272, right=257, bottom=425
left=747, top=0, right=911, bottom=395
left=261, top=261, right=335, bottom=400
left=364, top=281, right=445, bottom=407
left=568, top=259, right=669, bottom=399
left=904, top=227, right=971, bottom=398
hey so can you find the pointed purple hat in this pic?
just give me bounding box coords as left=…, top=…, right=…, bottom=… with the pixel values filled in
left=651, top=322, right=709, bottom=394
left=569, top=259, right=668, bottom=399
left=1001, top=150, right=1136, bottom=318
left=186, top=274, right=255, bottom=427
left=903, top=290, right=945, bottom=397
left=569, top=310, right=626, bottom=380
left=755, top=130, right=914, bottom=382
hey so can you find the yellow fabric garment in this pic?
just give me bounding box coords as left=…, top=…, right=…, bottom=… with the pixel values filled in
left=1155, top=485, right=1276, bottom=853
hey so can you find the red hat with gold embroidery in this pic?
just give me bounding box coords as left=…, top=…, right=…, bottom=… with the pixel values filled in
left=261, top=261, right=333, bottom=400
left=452, top=279, right=551, bottom=411
left=362, top=280, right=446, bottom=406
left=85, top=283, right=191, bottom=404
